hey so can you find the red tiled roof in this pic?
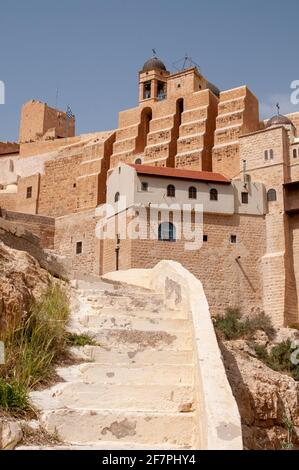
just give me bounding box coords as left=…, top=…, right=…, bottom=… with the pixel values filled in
left=129, top=164, right=230, bottom=184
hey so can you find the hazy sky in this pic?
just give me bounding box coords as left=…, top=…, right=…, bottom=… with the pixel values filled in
left=0, top=0, right=298, bottom=141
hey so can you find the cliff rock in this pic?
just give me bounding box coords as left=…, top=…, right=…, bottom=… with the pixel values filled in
left=0, top=241, right=49, bottom=332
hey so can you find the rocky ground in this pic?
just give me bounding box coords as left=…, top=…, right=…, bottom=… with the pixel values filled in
left=0, top=241, right=50, bottom=332
left=0, top=241, right=56, bottom=449
left=220, top=329, right=299, bottom=450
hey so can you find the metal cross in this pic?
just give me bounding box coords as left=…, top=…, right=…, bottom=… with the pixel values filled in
left=276, top=103, right=280, bottom=115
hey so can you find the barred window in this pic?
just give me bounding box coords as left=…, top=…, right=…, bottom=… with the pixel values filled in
left=188, top=186, right=197, bottom=199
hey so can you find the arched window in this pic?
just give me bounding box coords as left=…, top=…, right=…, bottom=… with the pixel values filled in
left=167, top=184, right=175, bottom=197
left=269, top=149, right=274, bottom=160
left=210, top=188, right=218, bottom=201
left=267, top=189, right=277, bottom=202
left=135, top=158, right=142, bottom=164
left=188, top=186, right=197, bottom=199
left=114, top=192, right=120, bottom=203
left=293, top=149, right=297, bottom=159
left=264, top=150, right=268, bottom=161
left=158, top=222, right=176, bottom=242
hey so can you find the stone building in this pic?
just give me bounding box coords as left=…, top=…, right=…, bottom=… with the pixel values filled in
left=0, top=54, right=299, bottom=326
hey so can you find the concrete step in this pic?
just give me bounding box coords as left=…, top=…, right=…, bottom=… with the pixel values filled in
left=77, top=295, right=165, bottom=312
left=17, top=441, right=190, bottom=450
left=56, top=364, right=194, bottom=385
left=70, top=346, right=194, bottom=365
left=40, top=409, right=198, bottom=447
left=86, top=306, right=187, bottom=318
left=88, top=328, right=192, bottom=352
left=31, top=383, right=194, bottom=413
left=71, top=314, right=190, bottom=332
left=77, top=290, right=164, bottom=301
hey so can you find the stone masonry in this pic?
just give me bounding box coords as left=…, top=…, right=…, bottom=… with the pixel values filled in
left=0, top=54, right=299, bottom=326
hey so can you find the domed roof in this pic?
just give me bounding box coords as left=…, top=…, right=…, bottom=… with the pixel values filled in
left=142, top=57, right=167, bottom=72
left=266, top=114, right=294, bottom=128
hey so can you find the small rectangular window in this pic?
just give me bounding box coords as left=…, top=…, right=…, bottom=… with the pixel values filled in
left=269, top=149, right=274, bottom=160
left=230, top=235, right=237, bottom=244
left=203, top=235, right=208, bottom=242
left=293, top=149, right=297, bottom=159
left=76, top=241, right=82, bottom=254
left=241, top=192, right=249, bottom=204
left=26, top=186, right=32, bottom=199
left=264, top=150, right=268, bottom=161
left=141, top=182, right=148, bottom=192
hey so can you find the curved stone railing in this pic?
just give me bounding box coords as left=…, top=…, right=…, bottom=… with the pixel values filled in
left=150, top=260, right=243, bottom=450
left=102, top=260, right=243, bottom=450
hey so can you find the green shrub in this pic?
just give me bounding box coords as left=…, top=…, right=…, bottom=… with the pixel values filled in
left=243, top=312, right=275, bottom=339
left=66, top=333, right=97, bottom=347
left=0, top=378, right=30, bottom=415
left=214, top=308, right=274, bottom=340
left=214, top=308, right=245, bottom=340
left=253, top=343, right=269, bottom=361
left=0, top=283, right=70, bottom=414
left=253, top=340, right=299, bottom=381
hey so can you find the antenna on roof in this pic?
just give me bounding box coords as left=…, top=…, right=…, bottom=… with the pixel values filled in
left=55, top=85, right=59, bottom=109
left=65, top=105, right=75, bottom=137
left=172, top=55, right=201, bottom=72
left=152, top=48, right=157, bottom=57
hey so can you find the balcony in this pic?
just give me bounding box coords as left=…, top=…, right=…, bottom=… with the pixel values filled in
left=284, top=181, right=299, bottom=214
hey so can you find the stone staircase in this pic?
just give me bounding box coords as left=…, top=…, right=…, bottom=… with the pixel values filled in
left=20, top=279, right=200, bottom=449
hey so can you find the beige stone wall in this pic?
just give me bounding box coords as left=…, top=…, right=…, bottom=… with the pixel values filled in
left=38, top=154, right=82, bottom=217
left=0, top=193, right=17, bottom=211
left=212, top=87, right=260, bottom=178
left=36, top=132, right=115, bottom=217
left=0, top=210, right=55, bottom=249
left=286, top=112, right=299, bottom=135
left=100, top=210, right=266, bottom=317
left=54, top=210, right=98, bottom=274
left=239, top=126, right=298, bottom=325
left=111, top=71, right=218, bottom=171
left=176, top=90, right=218, bottom=171
left=289, top=215, right=299, bottom=323
left=0, top=142, right=19, bottom=156
left=19, top=100, right=75, bottom=144
left=16, top=174, right=40, bottom=214
left=20, top=136, right=82, bottom=157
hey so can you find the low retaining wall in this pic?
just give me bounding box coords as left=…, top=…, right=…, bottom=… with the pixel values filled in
left=0, top=210, right=71, bottom=279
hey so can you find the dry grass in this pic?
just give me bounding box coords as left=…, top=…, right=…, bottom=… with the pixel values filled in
left=0, top=283, right=70, bottom=416
left=20, top=422, right=62, bottom=447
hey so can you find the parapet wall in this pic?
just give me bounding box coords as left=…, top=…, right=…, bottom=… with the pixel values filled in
left=19, top=100, right=75, bottom=144
left=0, top=209, right=70, bottom=278
left=0, top=142, right=19, bottom=156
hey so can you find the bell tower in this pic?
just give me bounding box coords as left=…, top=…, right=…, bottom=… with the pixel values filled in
left=139, top=52, right=170, bottom=104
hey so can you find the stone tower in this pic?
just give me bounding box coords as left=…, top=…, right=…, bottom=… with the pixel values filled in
left=239, top=113, right=298, bottom=325
left=110, top=54, right=220, bottom=171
